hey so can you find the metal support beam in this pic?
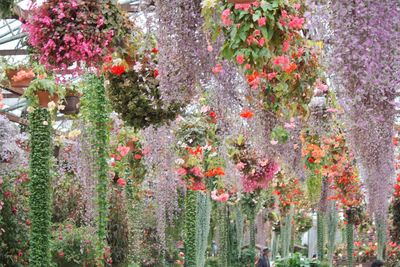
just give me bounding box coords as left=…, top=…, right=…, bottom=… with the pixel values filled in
left=0, top=32, right=27, bottom=45
left=0, top=49, right=29, bottom=56
left=0, top=111, right=28, bottom=125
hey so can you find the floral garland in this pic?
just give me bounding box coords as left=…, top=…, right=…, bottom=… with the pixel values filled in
left=24, top=0, right=132, bottom=72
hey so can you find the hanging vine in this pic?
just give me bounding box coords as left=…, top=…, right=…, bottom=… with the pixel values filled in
left=83, top=74, right=111, bottom=264
left=28, top=108, right=52, bottom=266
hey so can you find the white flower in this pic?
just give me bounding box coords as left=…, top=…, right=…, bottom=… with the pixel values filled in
left=133, top=62, right=143, bottom=72
left=47, top=101, right=56, bottom=111
left=113, top=58, right=122, bottom=65
left=181, top=143, right=188, bottom=148
left=270, top=139, right=278, bottom=145
left=209, top=152, right=217, bottom=157
left=200, top=105, right=210, bottom=113
left=68, top=129, right=81, bottom=139
left=175, top=158, right=185, bottom=165
left=201, top=0, right=217, bottom=9
left=58, top=104, right=65, bottom=111
left=42, top=121, right=48, bottom=125
left=27, top=106, right=35, bottom=113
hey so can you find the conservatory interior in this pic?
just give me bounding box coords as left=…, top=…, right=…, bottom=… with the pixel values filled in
left=0, top=0, right=399, bottom=267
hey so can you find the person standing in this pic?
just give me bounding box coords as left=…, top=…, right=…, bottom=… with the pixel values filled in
left=256, top=248, right=271, bottom=267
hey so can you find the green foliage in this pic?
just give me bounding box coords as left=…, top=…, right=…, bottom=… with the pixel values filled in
left=28, top=108, right=52, bottom=266
left=281, top=206, right=294, bottom=258
left=218, top=204, right=229, bottom=267
left=271, top=125, right=290, bottom=144
left=51, top=224, right=98, bottom=266
left=0, top=0, right=14, bottom=19
left=274, top=253, right=323, bottom=267
left=0, top=170, right=30, bottom=266
left=195, top=192, right=211, bottom=267
left=375, top=216, right=386, bottom=261
left=317, top=212, right=325, bottom=261
left=106, top=69, right=182, bottom=129
left=326, top=202, right=337, bottom=265
left=346, top=223, right=354, bottom=267
left=184, top=190, right=197, bottom=266
left=82, top=74, right=111, bottom=263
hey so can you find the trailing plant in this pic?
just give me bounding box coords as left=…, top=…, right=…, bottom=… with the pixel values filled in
left=24, top=78, right=64, bottom=107
left=28, top=107, right=52, bottom=266
left=184, top=189, right=197, bottom=266
left=105, top=47, right=182, bottom=129
left=195, top=192, right=211, bottom=267
left=202, top=0, right=322, bottom=119
left=326, top=202, right=337, bottom=266
left=82, top=74, right=111, bottom=265
left=24, top=0, right=132, bottom=72
left=0, top=0, right=14, bottom=19
left=218, top=203, right=229, bottom=267
left=274, top=252, right=322, bottom=267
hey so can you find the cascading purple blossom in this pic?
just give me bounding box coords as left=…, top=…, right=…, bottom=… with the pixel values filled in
left=327, top=0, right=400, bottom=219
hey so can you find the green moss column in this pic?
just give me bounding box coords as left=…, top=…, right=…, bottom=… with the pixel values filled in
left=317, top=212, right=325, bottom=261
left=185, top=190, right=197, bottom=266
left=195, top=192, right=211, bottom=267
left=346, top=223, right=354, bottom=267
left=28, top=108, right=52, bottom=266
left=327, top=202, right=338, bottom=266
left=375, top=215, right=386, bottom=261
left=85, top=75, right=110, bottom=262
left=218, top=203, right=229, bottom=267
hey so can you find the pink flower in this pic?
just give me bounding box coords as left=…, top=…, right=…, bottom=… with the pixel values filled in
left=234, top=4, right=252, bottom=11
left=211, top=190, right=230, bottom=202
left=267, top=72, right=277, bottom=81
left=207, top=45, right=213, bottom=52
left=294, top=3, right=301, bottom=10
left=236, top=54, right=245, bottom=65
left=254, top=29, right=261, bottom=36
left=273, top=55, right=290, bottom=69
left=288, top=16, right=304, bottom=30
left=117, top=178, right=126, bottom=187
left=221, top=9, right=233, bottom=26
left=190, top=166, right=204, bottom=178
left=212, top=63, right=223, bottom=74
left=283, top=40, right=290, bottom=52
left=236, top=162, right=246, bottom=170
left=281, top=10, right=288, bottom=19
left=258, top=37, right=265, bottom=47
left=258, top=17, right=267, bottom=27
left=176, top=168, right=187, bottom=176
left=117, top=146, right=130, bottom=157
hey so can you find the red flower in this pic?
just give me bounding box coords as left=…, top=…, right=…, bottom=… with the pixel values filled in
left=153, top=69, right=159, bottom=78
left=209, top=111, right=217, bottom=122
left=25, top=219, right=31, bottom=226
left=134, top=154, right=142, bottom=160
left=58, top=251, right=65, bottom=257
left=236, top=54, right=245, bottom=65
left=308, top=157, right=315, bottom=163
left=110, top=65, right=126, bottom=76
left=152, top=47, right=158, bottom=54
left=117, top=178, right=126, bottom=187
left=240, top=109, right=254, bottom=119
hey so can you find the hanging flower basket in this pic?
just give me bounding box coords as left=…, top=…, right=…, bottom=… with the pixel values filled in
left=36, top=90, right=59, bottom=108
left=6, top=68, right=35, bottom=88
left=61, top=95, right=80, bottom=115
left=23, top=0, right=132, bottom=72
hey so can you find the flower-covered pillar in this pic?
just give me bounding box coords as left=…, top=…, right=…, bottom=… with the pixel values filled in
left=328, top=1, right=399, bottom=259
left=84, top=75, right=111, bottom=263
left=28, top=108, right=52, bottom=266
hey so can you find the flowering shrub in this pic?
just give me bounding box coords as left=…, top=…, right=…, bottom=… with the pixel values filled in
left=23, top=0, right=132, bottom=72
left=202, top=0, right=321, bottom=119
left=51, top=224, right=101, bottom=266
left=272, top=172, right=303, bottom=214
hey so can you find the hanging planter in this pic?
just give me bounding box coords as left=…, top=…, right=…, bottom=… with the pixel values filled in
left=61, top=88, right=81, bottom=115
left=6, top=68, right=35, bottom=88
left=36, top=90, right=59, bottom=108
left=24, top=78, right=63, bottom=108
left=23, top=0, right=132, bottom=72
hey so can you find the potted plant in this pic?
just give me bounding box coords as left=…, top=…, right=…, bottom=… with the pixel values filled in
left=5, top=66, right=35, bottom=88
left=227, top=0, right=255, bottom=3
left=24, top=78, right=62, bottom=108
left=23, top=0, right=132, bottom=72
left=61, top=86, right=82, bottom=115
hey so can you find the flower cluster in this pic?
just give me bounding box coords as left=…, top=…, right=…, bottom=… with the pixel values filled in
left=23, top=0, right=132, bottom=72
left=203, top=0, right=321, bottom=119
left=272, top=173, right=303, bottom=214
left=228, top=134, right=279, bottom=193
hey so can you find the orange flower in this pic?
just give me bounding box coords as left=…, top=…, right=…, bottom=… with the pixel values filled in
left=240, top=109, right=254, bottom=119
